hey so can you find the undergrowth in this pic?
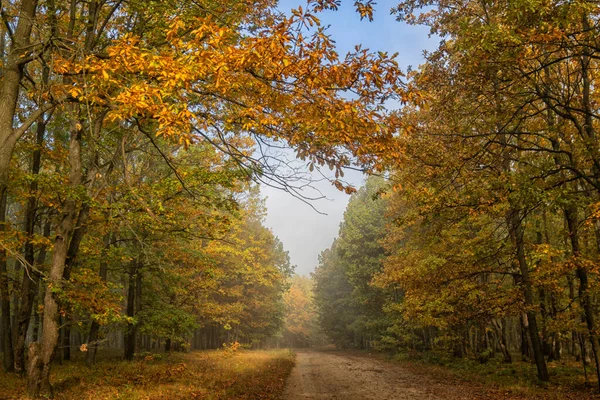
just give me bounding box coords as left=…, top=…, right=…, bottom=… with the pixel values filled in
left=0, top=349, right=295, bottom=400
left=393, top=350, right=597, bottom=399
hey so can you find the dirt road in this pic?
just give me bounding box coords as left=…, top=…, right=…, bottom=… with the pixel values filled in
left=282, top=349, right=485, bottom=400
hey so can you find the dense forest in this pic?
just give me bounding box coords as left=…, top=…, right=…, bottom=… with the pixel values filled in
left=2, top=0, right=600, bottom=398
left=313, top=0, right=600, bottom=390
left=0, top=0, right=399, bottom=397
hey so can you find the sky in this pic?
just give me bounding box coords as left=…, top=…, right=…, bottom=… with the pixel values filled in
left=260, top=0, right=438, bottom=276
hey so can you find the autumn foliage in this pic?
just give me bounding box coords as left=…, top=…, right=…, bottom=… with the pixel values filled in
left=0, top=0, right=405, bottom=397
left=313, top=0, right=600, bottom=394
left=3, top=0, right=600, bottom=397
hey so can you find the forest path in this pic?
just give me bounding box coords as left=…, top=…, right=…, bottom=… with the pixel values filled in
left=282, top=349, right=487, bottom=400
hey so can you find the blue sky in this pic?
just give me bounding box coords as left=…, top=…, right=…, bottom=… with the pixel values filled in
left=261, top=0, right=438, bottom=276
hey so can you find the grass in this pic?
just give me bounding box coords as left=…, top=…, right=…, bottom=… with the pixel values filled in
left=391, top=350, right=598, bottom=399
left=0, top=349, right=295, bottom=400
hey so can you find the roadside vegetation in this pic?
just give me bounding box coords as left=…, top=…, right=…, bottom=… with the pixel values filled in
left=0, top=0, right=397, bottom=397
left=3, top=0, right=600, bottom=397
left=389, top=351, right=596, bottom=399
left=313, top=174, right=600, bottom=395
left=0, top=349, right=294, bottom=400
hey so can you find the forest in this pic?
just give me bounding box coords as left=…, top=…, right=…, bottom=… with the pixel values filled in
left=312, top=0, right=600, bottom=394
left=1, top=0, right=600, bottom=399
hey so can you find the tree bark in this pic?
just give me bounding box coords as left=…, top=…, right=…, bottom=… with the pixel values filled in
left=124, top=260, right=137, bottom=361
left=25, top=342, right=42, bottom=396
left=28, top=220, right=50, bottom=355
left=14, top=111, right=48, bottom=373
left=61, top=204, right=90, bottom=362
left=0, top=0, right=42, bottom=224
left=135, top=269, right=142, bottom=351
left=508, top=208, right=549, bottom=381
left=492, top=319, right=512, bottom=363
left=547, top=292, right=561, bottom=362
left=0, top=0, right=41, bottom=377
left=564, top=204, right=600, bottom=389
left=27, top=117, right=83, bottom=398
left=86, top=233, right=110, bottom=366
left=0, top=191, right=14, bottom=372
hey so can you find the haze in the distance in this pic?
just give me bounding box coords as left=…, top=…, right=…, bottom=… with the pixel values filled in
left=261, top=0, right=436, bottom=276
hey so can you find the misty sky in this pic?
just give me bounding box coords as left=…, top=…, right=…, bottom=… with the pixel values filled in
left=261, top=0, right=438, bottom=276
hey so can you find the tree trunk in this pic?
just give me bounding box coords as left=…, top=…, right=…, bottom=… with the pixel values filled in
left=492, top=319, right=512, bottom=363
left=0, top=191, right=14, bottom=372
left=30, top=223, right=49, bottom=348
left=14, top=251, right=41, bottom=374
left=11, top=260, right=21, bottom=364
left=14, top=112, right=49, bottom=373
left=27, top=117, right=83, bottom=398
left=548, top=293, right=560, bottom=362
left=135, top=269, right=142, bottom=351
left=496, top=71, right=547, bottom=379
left=0, top=0, right=41, bottom=378
left=25, top=342, right=42, bottom=396
left=86, top=233, right=110, bottom=366
left=124, top=260, right=137, bottom=361
left=508, top=209, right=549, bottom=381
left=564, top=204, right=600, bottom=389
left=579, top=14, right=600, bottom=390
left=538, top=287, right=551, bottom=357
left=61, top=204, right=90, bottom=362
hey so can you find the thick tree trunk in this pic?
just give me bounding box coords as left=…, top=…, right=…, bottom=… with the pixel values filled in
left=0, top=0, right=41, bottom=377
left=25, top=342, right=41, bottom=396
left=14, top=114, right=48, bottom=373
left=0, top=0, right=40, bottom=167
left=27, top=121, right=83, bottom=398
left=14, top=255, right=41, bottom=374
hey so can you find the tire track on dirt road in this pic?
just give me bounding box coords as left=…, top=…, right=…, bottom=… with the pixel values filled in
left=282, top=349, right=488, bottom=400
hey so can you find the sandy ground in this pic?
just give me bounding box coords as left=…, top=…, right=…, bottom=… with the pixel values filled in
left=282, top=349, right=487, bottom=400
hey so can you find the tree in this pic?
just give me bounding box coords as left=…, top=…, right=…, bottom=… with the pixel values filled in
left=313, top=176, right=390, bottom=349
left=282, top=275, right=322, bottom=348
left=0, top=0, right=406, bottom=395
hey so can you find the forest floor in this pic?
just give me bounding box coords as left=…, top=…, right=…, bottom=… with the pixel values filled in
left=282, top=349, right=599, bottom=399
left=0, top=349, right=294, bottom=399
